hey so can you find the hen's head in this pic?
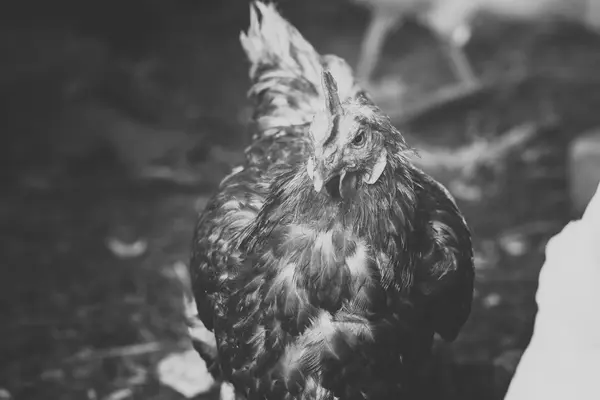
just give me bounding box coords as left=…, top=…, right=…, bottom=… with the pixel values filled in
left=307, top=70, right=408, bottom=200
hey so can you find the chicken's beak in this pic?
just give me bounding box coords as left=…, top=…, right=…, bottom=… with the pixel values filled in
left=313, top=167, right=342, bottom=194
left=307, top=157, right=347, bottom=195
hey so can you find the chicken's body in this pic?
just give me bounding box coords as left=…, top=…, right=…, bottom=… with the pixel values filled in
left=354, top=0, right=595, bottom=89
left=190, top=3, right=474, bottom=399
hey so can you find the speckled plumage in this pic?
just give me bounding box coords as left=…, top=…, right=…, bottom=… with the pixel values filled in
left=190, top=3, right=474, bottom=400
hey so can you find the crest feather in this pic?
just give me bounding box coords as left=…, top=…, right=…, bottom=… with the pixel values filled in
left=322, top=70, right=343, bottom=117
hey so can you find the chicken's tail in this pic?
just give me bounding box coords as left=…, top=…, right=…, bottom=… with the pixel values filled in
left=240, top=1, right=361, bottom=138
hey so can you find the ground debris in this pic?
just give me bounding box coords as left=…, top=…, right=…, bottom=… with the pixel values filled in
left=157, top=348, right=215, bottom=398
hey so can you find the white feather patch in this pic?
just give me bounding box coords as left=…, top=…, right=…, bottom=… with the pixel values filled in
left=273, top=262, right=296, bottom=288
left=345, top=241, right=370, bottom=280
left=314, top=231, right=336, bottom=260
left=314, top=310, right=337, bottom=337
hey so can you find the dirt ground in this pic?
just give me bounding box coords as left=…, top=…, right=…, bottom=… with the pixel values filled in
left=2, top=1, right=600, bottom=399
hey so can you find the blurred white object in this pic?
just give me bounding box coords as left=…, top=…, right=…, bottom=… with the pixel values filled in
left=157, top=348, right=215, bottom=398
left=353, top=0, right=597, bottom=89
left=584, top=0, right=600, bottom=30
left=482, top=292, right=502, bottom=308
left=353, top=0, right=478, bottom=90
left=504, top=182, right=600, bottom=400
left=220, top=382, right=237, bottom=400
left=568, top=128, right=600, bottom=214
left=105, top=237, right=148, bottom=259
left=448, top=179, right=483, bottom=202
left=104, top=388, right=133, bottom=400
left=498, top=232, right=529, bottom=257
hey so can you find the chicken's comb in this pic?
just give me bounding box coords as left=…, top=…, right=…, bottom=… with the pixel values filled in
left=322, top=69, right=342, bottom=116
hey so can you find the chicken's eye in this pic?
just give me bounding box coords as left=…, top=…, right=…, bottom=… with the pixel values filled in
left=351, top=131, right=366, bottom=147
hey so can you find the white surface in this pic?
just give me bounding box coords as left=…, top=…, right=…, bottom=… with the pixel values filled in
left=505, top=182, right=600, bottom=400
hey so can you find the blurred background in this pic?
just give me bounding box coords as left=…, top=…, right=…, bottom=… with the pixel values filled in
left=1, top=0, right=600, bottom=399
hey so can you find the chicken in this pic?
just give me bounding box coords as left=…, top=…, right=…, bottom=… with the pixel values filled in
left=189, top=2, right=475, bottom=399
left=353, top=0, right=595, bottom=93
